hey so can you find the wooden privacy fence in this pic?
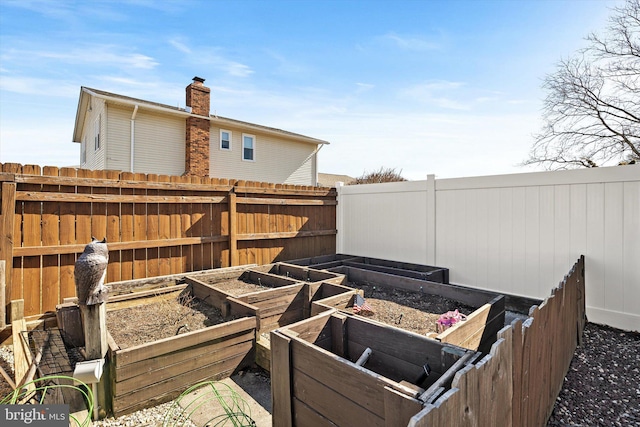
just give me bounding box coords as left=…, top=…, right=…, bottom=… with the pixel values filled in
left=0, top=163, right=337, bottom=322
left=410, top=255, right=586, bottom=426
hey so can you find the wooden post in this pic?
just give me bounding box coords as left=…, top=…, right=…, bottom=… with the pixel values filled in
left=10, top=300, right=32, bottom=387
left=80, top=303, right=108, bottom=418
left=0, top=261, right=5, bottom=329
left=1, top=182, right=16, bottom=325
left=270, top=331, right=292, bottom=427
left=229, top=192, right=238, bottom=266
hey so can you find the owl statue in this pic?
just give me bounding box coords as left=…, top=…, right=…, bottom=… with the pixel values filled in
left=74, top=237, right=109, bottom=306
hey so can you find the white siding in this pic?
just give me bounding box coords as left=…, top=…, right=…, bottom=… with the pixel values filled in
left=105, top=105, right=133, bottom=172
left=80, top=98, right=106, bottom=170
left=210, top=124, right=317, bottom=185
left=337, top=165, right=640, bottom=331
left=133, top=110, right=185, bottom=176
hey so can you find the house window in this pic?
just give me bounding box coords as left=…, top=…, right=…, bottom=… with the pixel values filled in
left=242, top=134, right=255, bottom=161
left=94, top=114, right=101, bottom=151
left=220, top=130, right=231, bottom=150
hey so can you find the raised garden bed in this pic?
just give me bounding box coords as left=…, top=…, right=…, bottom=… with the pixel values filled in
left=56, top=266, right=259, bottom=417
left=287, top=254, right=450, bottom=284
left=106, top=289, right=229, bottom=349
left=271, top=310, right=479, bottom=426
left=313, top=274, right=509, bottom=352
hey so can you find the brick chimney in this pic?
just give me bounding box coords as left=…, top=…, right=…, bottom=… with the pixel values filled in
left=185, top=76, right=211, bottom=176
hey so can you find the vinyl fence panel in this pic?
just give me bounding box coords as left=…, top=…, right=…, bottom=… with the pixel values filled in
left=337, top=165, right=640, bottom=330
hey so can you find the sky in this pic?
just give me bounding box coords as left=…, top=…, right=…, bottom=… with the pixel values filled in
left=0, top=0, right=625, bottom=180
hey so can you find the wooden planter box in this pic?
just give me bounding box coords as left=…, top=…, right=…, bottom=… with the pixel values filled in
left=183, top=264, right=348, bottom=335
left=271, top=310, right=478, bottom=426
left=57, top=266, right=259, bottom=417
left=108, top=315, right=256, bottom=416
left=331, top=260, right=539, bottom=315
left=185, top=265, right=354, bottom=372
left=265, top=262, right=346, bottom=285
left=313, top=291, right=505, bottom=352
left=288, top=254, right=450, bottom=284
left=253, top=280, right=359, bottom=371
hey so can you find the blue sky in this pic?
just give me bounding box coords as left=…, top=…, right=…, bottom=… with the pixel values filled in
left=0, top=0, right=623, bottom=180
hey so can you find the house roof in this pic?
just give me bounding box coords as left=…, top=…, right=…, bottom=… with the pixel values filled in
left=72, top=86, right=330, bottom=146
left=317, top=173, right=356, bottom=187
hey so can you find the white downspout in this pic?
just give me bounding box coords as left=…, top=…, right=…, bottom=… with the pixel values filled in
left=313, top=143, right=326, bottom=186
left=130, top=105, right=139, bottom=172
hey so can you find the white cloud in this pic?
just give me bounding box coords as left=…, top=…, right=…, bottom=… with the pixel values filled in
left=355, top=83, right=374, bottom=93
left=227, top=62, right=254, bottom=77
left=264, top=50, right=306, bottom=75
left=0, top=76, right=78, bottom=97
left=379, top=32, right=441, bottom=51
left=3, top=45, right=158, bottom=69
left=399, top=80, right=470, bottom=110
left=168, top=37, right=192, bottom=54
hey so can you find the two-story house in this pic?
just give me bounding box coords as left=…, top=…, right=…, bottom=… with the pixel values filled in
left=72, top=77, right=329, bottom=185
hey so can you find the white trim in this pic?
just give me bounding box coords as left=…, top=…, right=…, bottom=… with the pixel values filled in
left=94, top=114, right=101, bottom=151
left=587, top=307, right=640, bottom=332
left=78, top=87, right=330, bottom=146
left=81, top=136, right=86, bottom=165
left=220, top=129, right=232, bottom=151
left=242, top=133, right=255, bottom=162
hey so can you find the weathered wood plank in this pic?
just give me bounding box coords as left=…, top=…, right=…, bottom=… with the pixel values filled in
left=22, top=165, right=42, bottom=316
left=292, top=397, right=339, bottom=427
left=271, top=331, right=293, bottom=427
left=289, top=336, right=396, bottom=419
left=113, top=351, right=248, bottom=416
left=344, top=266, right=496, bottom=308
left=436, top=301, right=502, bottom=351
left=347, top=315, right=467, bottom=370
left=11, top=300, right=31, bottom=386
left=116, top=330, right=254, bottom=382
left=14, top=174, right=233, bottom=192
left=0, top=261, right=5, bottom=328
left=293, top=368, right=385, bottom=427
left=115, top=339, right=253, bottom=395
left=12, top=236, right=229, bottom=257
left=1, top=182, right=16, bottom=313
left=383, top=386, right=423, bottom=427
left=16, top=191, right=227, bottom=204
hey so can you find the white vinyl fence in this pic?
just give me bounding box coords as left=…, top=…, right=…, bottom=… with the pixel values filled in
left=336, top=165, right=640, bottom=331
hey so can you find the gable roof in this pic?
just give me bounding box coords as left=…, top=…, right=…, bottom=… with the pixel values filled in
left=317, top=173, right=356, bottom=187
left=73, top=86, right=330, bottom=146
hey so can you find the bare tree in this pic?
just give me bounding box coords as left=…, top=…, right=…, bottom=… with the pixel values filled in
left=524, top=0, right=639, bottom=169
left=351, top=167, right=407, bottom=184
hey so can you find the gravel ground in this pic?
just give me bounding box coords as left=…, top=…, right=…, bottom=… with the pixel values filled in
left=1, top=322, right=638, bottom=426
left=546, top=323, right=640, bottom=427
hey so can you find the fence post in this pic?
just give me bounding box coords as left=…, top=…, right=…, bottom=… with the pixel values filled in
left=229, top=192, right=238, bottom=266
left=426, top=174, right=436, bottom=266
left=1, top=181, right=16, bottom=325
left=0, top=261, right=4, bottom=329
left=335, top=182, right=344, bottom=254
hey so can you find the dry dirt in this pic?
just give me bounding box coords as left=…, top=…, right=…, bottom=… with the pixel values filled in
left=107, top=291, right=228, bottom=349
left=107, top=277, right=272, bottom=349
left=345, top=281, right=475, bottom=335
